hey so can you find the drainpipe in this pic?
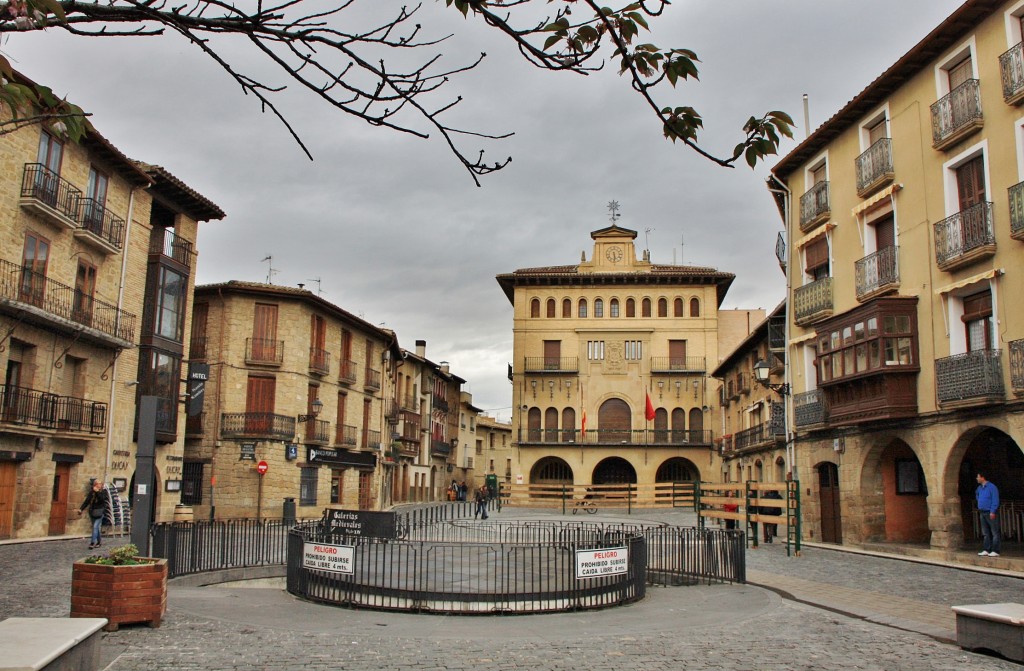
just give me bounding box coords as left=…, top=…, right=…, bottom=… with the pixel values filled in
left=104, top=186, right=138, bottom=483
left=766, top=173, right=795, bottom=482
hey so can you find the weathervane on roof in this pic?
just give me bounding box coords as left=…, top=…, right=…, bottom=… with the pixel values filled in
left=607, top=200, right=620, bottom=226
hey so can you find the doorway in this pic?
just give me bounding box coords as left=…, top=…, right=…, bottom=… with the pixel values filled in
left=48, top=462, right=71, bottom=535
left=818, top=462, right=843, bottom=543
left=0, top=462, right=16, bottom=538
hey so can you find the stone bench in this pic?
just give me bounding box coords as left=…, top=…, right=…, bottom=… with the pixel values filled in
left=951, top=602, right=1024, bottom=662
left=0, top=617, right=107, bottom=671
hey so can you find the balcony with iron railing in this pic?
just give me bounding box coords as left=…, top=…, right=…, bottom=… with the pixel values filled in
left=650, top=356, right=706, bottom=373
left=0, top=259, right=136, bottom=345
left=19, top=163, right=81, bottom=230
left=793, top=277, right=833, bottom=326
left=432, top=392, right=449, bottom=412
left=794, top=389, right=827, bottom=428
left=1000, top=41, right=1024, bottom=105
left=400, top=395, right=418, bottom=412
left=303, top=418, right=330, bottom=445
left=768, top=315, right=786, bottom=351
left=336, top=423, right=358, bottom=446
left=309, top=347, right=330, bottom=376
left=185, top=412, right=205, bottom=438
left=220, top=412, right=296, bottom=440
left=799, top=180, right=830, bottom=232
left=337, top=359, right=357, bottom=385
left=736, top=371, right=750, bottom=395
left=0, top=384, right=107, bottom=435
left=364, top=367, right=381, bottom=391
left=855, top=138, right=894, bottom=197
left=1010, top=339, right=1024, bottom=394
left=931, top=79, right=983, bottom=150
left=855, top=245, right=900, bottom=301
left=366, top=429, right=382, bottom=450
left=732, top=420, right=785, bottom=452
left=149, top=228, right=194, bottom=268
left=1008, top=181, right=1024, bottom=241
left=74, top=197, right=126, bottom=254
left=519, top=428, right=713, bottom=446
left=523, top=357, right=579, bottom=373
left=431, top=439, right=452, bottom=457
left=935, top=349, right=1005, bottom=405
left=245, top=338, right=284, bottom=366
left=933, top=202, right=995, bottom=271
left=384, top=399, right=399, bottom=423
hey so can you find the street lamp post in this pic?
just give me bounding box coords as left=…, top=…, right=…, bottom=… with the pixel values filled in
left=753, top=359, right=790, bottom=396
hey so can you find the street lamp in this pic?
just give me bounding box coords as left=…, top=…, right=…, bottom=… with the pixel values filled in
left=753, top=359, right=790, bottom=395
left=298, top=397, right=324, bottom=422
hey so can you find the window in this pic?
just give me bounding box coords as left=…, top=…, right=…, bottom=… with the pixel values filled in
left=83, top=167, right=109, bottom=231
left=895, top=459, right=927, bottom=495
left=658, top=298, right=668, bottom=318
left=530, top=299, right=540, bottom=318
left=689, top=297, right=700, bottom=318
left=562, top=298, right=572, bottom=318
left=624, top=341, right=643, bottom=360
left=20, top=232, right=49, bottom=305
left=37, top=131, right=63, bottom=174
left=962, top=290, right=994, bottom=351
left=181, top=462, right=203, bottom=505
left=587, top=340, right=605, bottom=361
left=673, top=298, right=684, bottom=317
left=594, top=298, right=604, bottom=318
left=955, top=155, right=986, bottom=212
left=804, top=237, right=830, bottom=281
left=947, top=55, right=973, bottom=91
left=810, top=162, right=827, bottom=185
left=578, top=299, right=588, bottom=318
left=626, top=298, right=635, bottom=318
left=139, top=349, right=181, bottom=434
left=73, top=260, right=96, bottom=324
left=546, top=298, right=556, bottom=318
left=152, top=266, right=187, bottom=341
left=816, top=304, right=917, bottom=384
left=610, top=298, right=619, bottom=318
left=642, top=298, right=652, bottom=318
left=300, top=467, right=319, bottom=505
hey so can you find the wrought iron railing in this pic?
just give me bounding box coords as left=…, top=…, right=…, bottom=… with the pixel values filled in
left=935, top=350, right=1005, bottom=403
left=303, top=418, right=330, bottom=445
left=338, top=358, right=357, bottom=384
left=650, top=356, right=706, bottom=372
left=933, top=202, right=995, bottom=268
left=77, top=197, right=126, bottom=250
left=309, top=347, right=330, bottom=375
left=1011, top=339, right=1024, bottom=392
left=384, top=399, right=399, bottom=422
left=220, top=412, right=296, bottom=440
left=432, top=392, right=449, bottom=412
left=20, top=163, right=81, bottom=222
left=931, top=79, right=983, bottom=147
left=855, top=138, right=893, bottom=193
left=366, top=429, right=382, bottom=450
left=1009, top=181, right=1024, bottom=238
left=189, top=335, right=207, bottom=360
left=793, top=277, right=833, bottom=324
left=519, top=428, right=713, bottom=445
left=524, top=357, right=579, bottom=372
left=364, top=367, right=381, bottom=390
left=431, top=439, right=452, bottom=456
left=150, top=228, right=194, bottom=267
left=855, top=245, right=899, bottom=299
left=337, top=423, right=357, bottom=446
left=794, top=389, right=827, bottom=427
left=799, top=180, right=830, bottom=231
left=0, top=259, right=136, bottom=342
left=999, top=41, right=1024, bottom=103
left=768, top=315, right=786, bottom=350
left=245, top=337, right=284, bottom=365
left=400, top=395, right=418, bottom=412
left=0, top=384, right=107, bottom=434
left=733, top=421, right=784, bottom=451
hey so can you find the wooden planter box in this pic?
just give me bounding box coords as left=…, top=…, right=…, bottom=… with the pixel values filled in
left=71, top=557, right=168, bottom=631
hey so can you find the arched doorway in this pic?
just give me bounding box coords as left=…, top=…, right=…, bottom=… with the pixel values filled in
left=530, top=457, right=573, bottom=485
left=653, top=408, right=668, bottom=443
left=656, top=457, right=699, bottom=482
left=817, top=462, right=842, bottom=544
left=593, top=457, right=637, bottom=485
left=946, top=427, right=1024, bottom=545
left=598, top=398, right=631, bottom=442
left=688, top=408, right=704, bottom=442
left=870, top=439, right=929, bottom=543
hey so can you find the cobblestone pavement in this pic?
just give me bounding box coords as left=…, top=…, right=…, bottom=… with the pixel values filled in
left=2, top=511, right=1023, bottom=670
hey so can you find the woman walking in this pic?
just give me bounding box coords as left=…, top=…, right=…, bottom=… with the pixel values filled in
left=78, top=480, right=109, bottom=549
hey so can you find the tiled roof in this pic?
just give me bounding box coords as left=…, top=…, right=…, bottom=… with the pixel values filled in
left=134, top=163, right=225, bottom=221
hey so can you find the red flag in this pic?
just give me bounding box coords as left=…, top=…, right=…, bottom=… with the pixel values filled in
left=645, top=392, right=656, bottom=421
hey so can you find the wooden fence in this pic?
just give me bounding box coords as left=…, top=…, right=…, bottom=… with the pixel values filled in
left=500, top=482, right=696, bottom=512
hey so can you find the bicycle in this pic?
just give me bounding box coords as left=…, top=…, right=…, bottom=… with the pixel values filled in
left=572, top=499, right=598, bottom=515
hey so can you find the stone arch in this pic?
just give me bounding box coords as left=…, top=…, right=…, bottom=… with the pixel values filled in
left=530, top=298, right=540, bottom=318
left=546, top=298, right=556, bottom=318
left=530, top=457, right=573, bottom=485
left=656, top=457, right=700, bottom=483
left=593, top=457, right=637, bottom=485
left=544, top=407, right=559, bottom=442
left=775, top=456, right=786, bottom=482
left=859, top=436, right=930, bottom=543
left=562, top=298, right=572, bottom=318
left=527, top=407, right=541, bottom=441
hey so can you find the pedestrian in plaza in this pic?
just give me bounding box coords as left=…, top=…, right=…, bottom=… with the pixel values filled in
left=975, top=472, right=1000, bottom=557
left=723, top=490, right=738, bottom=531
left=761, top=489, right=783, bottom=543
left=458, top=480, right=467, bottom=502
left=474, top=486, right=489, bottom=520
left=77, top=479, right=109, bottom=550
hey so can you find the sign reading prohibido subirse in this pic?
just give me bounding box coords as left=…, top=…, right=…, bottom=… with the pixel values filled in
left=321, top=509, right=397, bottom=539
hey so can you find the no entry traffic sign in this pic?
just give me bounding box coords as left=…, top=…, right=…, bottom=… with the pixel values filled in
left=257, top=460, right=269, bottom=475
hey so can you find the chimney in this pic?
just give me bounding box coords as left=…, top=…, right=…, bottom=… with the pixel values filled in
left=415, top=339, right=426, bottom=358
left=297, top=283, right=305, bottom=290
left=440, top=361, right=450, bottom=375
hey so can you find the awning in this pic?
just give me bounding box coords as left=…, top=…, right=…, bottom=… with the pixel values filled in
left=794, top=222, right=836, bottom=249
left=789, top=331, right=818, bottom=346
left=934, top=268, right=1003, bottom=295
left=851, top=183, right=902, bottom=217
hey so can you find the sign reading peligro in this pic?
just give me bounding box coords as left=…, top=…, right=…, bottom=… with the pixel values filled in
left=303, top=542, right=355, bottom=574
left=575, top=547, right=628, bottom=579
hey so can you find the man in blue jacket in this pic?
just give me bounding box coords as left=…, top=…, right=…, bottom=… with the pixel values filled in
left=975, top=472, right=1000, bottom=557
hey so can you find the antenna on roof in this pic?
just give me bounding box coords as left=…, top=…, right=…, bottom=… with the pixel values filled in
left=260, top=255, right=278, bottom=284
left=644, top=227, right=653, bottom=251
left=680, top=233, right=685, bottom=265
left=607, top=200, right=620, bottom=226
left=306, top=277, right=322, bottom=296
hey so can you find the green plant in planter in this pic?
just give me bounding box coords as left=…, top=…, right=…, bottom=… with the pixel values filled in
left=83, top=543, right=145, bottom=566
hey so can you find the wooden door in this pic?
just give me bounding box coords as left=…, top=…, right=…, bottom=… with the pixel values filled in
left=669, top=340, right=687, bottom=369
left=818, top=462, right=843, bottom=544
left=361, top=399, right=371, bottom=449
left=544, top=407, right=559, bottom=443
left=245, top=376, right=276, bottom=433
left=20, top=233, right=49, bottom=306
left=688, top=407, right=704, bottom=443
left=956, top=156, right=986, bottom=211
left=358, top=471, right=372, bottom=510
left=48, top=463, right=71, bottom=535
left=671, top=407, right=686, bottom=443
left=598, top=398, right=631, bottom=442
left=0, top=462, right=15, bottom=538
left=543, top=340, right=560, bottom=369
left=251, top=304, right=278, bottom=361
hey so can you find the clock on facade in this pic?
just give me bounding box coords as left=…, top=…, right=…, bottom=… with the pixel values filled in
left=605, top=246, right=623, bottom=263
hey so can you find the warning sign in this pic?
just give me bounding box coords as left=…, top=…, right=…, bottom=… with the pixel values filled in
left=303, top=542, right=355, bottom=574
left=575, top=547, right=628, bottom=579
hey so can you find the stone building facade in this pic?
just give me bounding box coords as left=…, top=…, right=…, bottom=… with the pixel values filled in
left=770, top=0, right=1024, bottom=554
left=0, top=73, right=222, bottom=539
left=473, top=414, right=513, bottom=491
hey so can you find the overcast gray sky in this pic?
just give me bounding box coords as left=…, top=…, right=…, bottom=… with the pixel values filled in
left=6, top=1, right=964, bottom=421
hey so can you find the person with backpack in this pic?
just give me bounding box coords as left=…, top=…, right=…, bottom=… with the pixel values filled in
left=78, top=479, right=109, bottom=549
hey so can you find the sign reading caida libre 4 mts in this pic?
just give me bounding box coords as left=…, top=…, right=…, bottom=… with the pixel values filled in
left=575, top=547, right=628, bottom=579
left=303, top=542, right=355, bottom=574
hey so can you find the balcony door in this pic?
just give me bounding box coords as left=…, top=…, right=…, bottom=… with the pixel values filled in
left=956, top=156, right=985, bottom=212
left=20, top=232, right=49, bottom=306
left=963, top=290, right=994, bottom=352
left=84, top=167, right=109, bottom=232
left=47, top=462, right=70, bottom=535
left=245, top=376, right=276, bottom=434
left=669, top=340, right=687, bottom=369
left=73, top=261, right=96, bottom=326
left=598, top=398, right=631, bottom=442
left=543, top=341, right=561, bottom=370
left=252, top=303, right=278, bottom=361
left=35, top=131, right=63, bottom=206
